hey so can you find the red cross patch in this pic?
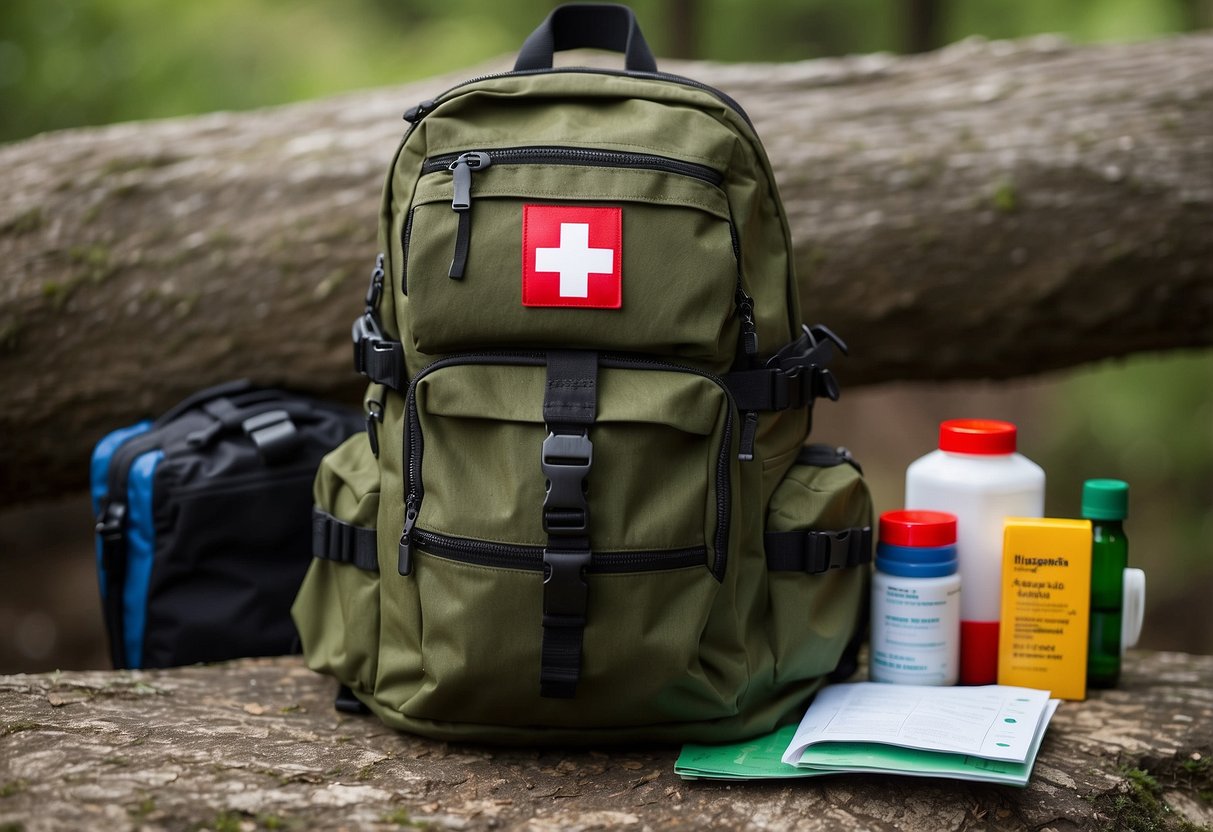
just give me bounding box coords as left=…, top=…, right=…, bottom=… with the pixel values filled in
left=522, top=205, right=622, bottom=309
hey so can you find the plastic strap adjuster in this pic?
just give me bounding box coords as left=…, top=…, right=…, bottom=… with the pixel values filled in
left=241, top=409, right=300, bottom=464
left=765, top=526, right=873, bottom=574
left=352, top=314, right=404, bottom=390
left=804, top=528, right=865, bottom=573
left=541, top=430, right=592, bottom=535
left=312, top=509, right=379, bottom=572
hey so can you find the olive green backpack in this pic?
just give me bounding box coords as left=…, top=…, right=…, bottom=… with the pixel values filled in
left=293, top=3, right=873, bottom=745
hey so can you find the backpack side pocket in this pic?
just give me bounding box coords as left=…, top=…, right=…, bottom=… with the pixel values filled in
left=292, top=432, right=382, bottom=696
left=765, top=445, right=873, bottom=686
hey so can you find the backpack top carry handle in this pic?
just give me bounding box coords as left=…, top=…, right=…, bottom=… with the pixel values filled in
left=514, top=3, right=658, bottom=73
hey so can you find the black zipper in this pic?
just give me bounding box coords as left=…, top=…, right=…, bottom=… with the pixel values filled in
left=399, top=207, right=415, bottom=295
left=96, top=430, right=165, bottom=542
left=402, top=67, right=755, bottom=130
left=391, top=65, right=760, bottom=292
left=412, top=146, right=724, bottom=282
left=399, top=351, right=734, bottom=580
left=420, top=146, right=723, bottom=187
left=94, top=428, right=167, bottom=670
left=411, top=527, right=706, bottom=574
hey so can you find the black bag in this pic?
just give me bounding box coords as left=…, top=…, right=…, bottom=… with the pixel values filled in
left=91, top=380, right=363, bottom=669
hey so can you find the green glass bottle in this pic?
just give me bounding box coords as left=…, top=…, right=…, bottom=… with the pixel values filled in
left=1083, top=479, right=1129, bottom=688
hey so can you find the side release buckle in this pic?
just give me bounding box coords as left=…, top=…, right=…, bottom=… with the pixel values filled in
left=242, top=409, right=300, bottom=464
left=541, top=430, right=593, bottom=535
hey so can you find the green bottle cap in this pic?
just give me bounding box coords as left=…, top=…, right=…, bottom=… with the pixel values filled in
left=1082, top=479, right=1129, bottom=520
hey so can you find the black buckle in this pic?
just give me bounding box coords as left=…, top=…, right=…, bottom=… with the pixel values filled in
left=352, top=313, right=383, bottom=376
left=541, top=430, right=592, bottom=535
left=767, top=325, right=846, bottom=406
left=95, top=501, right=127, bottom=541
left=242, top=409, right=299, bottom=463
left=805, top=528, right=868, bottom=574
left=352, top=314, right=404, bottom=389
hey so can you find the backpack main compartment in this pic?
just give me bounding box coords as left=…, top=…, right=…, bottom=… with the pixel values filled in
left=294, top=41, right=871, bottom=744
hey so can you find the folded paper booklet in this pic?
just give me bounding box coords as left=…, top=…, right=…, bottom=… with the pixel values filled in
left=675, top=683, right=1060, bottom=787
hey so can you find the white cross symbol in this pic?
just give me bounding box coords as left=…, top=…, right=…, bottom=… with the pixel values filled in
left=534, top=222, right=614, bottom=298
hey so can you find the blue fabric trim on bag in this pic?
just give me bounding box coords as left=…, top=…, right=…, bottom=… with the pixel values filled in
left=90, top=422, right=153, bottom=599
left=124, top=449, right=164, bottom=669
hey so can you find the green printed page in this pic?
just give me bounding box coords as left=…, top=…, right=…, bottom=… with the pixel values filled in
left=797, top=743, right=1032, bottom=786
left=676, top=701, right=1059, bottom=784
left=675, top=726, right=829, bottom=780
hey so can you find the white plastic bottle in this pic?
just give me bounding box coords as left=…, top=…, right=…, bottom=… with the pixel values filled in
left=904, top=419, right=1044, bottom=685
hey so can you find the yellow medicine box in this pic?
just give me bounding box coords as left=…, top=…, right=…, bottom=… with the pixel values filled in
left=997, top=518, right=1092, bottom=701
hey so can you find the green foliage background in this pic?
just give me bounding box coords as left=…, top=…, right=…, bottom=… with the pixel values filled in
left=0, top=0, right=1203, bottom=142
left=0, top=0, right=1209, bottom=655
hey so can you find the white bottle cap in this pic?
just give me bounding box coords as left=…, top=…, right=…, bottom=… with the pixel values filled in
left=1121, top=568, right=1145, bottom=653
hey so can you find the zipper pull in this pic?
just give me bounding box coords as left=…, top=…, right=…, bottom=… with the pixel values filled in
left=364, top=253, right=385, bottom=311
left=738, top=411, right=759, bottom=462
left=402, top=99, right=436, bottom=123
left=398, top=499, right=419, bottom=576
left=735, top=287, right=759, bottom=358
left=450, top=152, right=490, bottom=211
left=95, top=500, right=127, bottom=542
left=364, top=384, right=385, bottom=458
left=448, top=152, right=490, bottom=279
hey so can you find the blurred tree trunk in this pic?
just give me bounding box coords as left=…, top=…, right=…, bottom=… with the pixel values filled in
left=904, top=0, right=943, bottom=53
left=1179, top=0, right=1213, bottom=29
left=664, top=0, right=701, bottom=59
left=0, top=34, right=1210, bottom=505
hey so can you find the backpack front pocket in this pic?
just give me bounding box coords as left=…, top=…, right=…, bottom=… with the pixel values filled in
left=292, top=433, right=382, bottom=696
left=400, top=148, right=743, bottom=368
left=383, top=352, right=746, bottom=727
left=764, top=446, right=873, bottom=686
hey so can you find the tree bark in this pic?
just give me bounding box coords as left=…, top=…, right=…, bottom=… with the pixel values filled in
left=1, top=651, right=1210, bottom=831
left=1, top=35, right=1210, bottom=505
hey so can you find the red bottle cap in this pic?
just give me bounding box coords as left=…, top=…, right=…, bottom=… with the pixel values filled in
left=939, top=418, right=1018, bottom=455
left=879, top=510, right=958, bottom=547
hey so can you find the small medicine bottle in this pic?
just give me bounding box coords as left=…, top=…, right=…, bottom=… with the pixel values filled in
left=870, top=510, right=961, bottom=686
left=1083, top=479, right=1129, bottom=688
left=905, top=419, right=1045, bottom=684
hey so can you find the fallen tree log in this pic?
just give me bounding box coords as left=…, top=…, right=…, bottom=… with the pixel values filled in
left=1, top=35, right=1210, bottom=505
left=0, top=651, right=1210, bottom=831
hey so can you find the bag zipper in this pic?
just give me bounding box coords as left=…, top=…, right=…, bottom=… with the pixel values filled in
left=398, top=351, right=734, bottom=581
left=402, top=147, right=754, bottom=369
left=94, top=428, right=167, bottom=670
left=402, top=66, right=755, bottom=130
left=410, top=146, right=725, bottom=281
left=410, top=527, right=706, bottom=574
left=95, top=431, right=166, bottom=544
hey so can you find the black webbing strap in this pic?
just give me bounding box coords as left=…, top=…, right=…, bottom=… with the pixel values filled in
left=312, top=509, right=379, bottom=572
left=352, top=255, right=405, bottom=390
left=723, top=324, right=845, bottom=411
left=539, top=350, right=598, bottom=699
left=764, top=526, right=873, bottom=574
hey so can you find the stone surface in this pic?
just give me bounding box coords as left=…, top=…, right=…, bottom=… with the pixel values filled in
left=1, top=651, right=1210, bottom=831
